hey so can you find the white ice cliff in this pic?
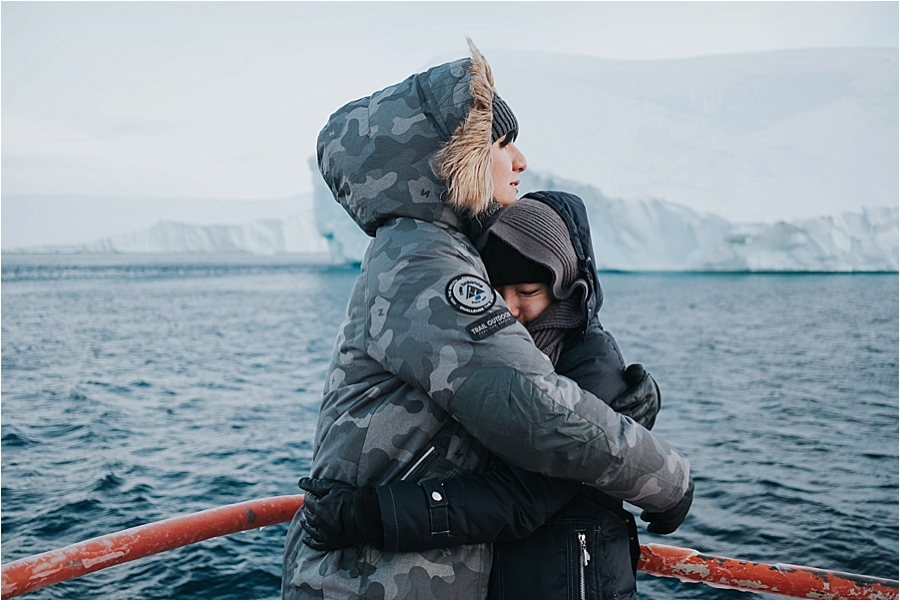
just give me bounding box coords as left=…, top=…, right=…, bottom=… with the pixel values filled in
left=517, top=171, right=898, bottom=272
left=21, top=212, right=329, bottom=256
left=9, top=165, right=897, bottom=272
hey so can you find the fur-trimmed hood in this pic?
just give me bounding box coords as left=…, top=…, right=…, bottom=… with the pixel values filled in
left=316, top=40, right=498, bottom=236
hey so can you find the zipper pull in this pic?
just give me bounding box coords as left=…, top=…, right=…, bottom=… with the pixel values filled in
left=578, top=532, right=591, bottom=566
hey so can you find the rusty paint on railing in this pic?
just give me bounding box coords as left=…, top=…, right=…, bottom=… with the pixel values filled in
left=639, top=543, right=899, bottom=600
left=3, top=495, right=898, bottom=600
left=1, top=495, right=305, bottom=599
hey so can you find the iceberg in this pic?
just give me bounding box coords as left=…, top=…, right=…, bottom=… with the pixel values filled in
left=9, top=165, right=896, bottom=272
left=516, top=171, right=898, bottom=272
left=14, top=212, right=330, bottom=257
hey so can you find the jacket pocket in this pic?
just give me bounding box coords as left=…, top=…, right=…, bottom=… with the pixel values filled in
left=570, top=520, right=637, bottom=600
left=488, top=493, right=638, bottom=600
left=575, top=530, right=591, bottom=600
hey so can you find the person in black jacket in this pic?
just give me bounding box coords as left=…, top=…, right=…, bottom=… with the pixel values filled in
left=298, top=191, right=693, bottom=599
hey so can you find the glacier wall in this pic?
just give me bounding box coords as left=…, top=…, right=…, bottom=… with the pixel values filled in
left=9, top=167, right=896, bottom=272
left=517, top=171, right=898, bottom=272
left=18, top=212, right=329, bottom=256
left=310, top=168, right=896, bottom=271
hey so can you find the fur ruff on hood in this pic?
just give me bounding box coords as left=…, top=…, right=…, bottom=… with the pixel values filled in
left=432, top=39, right=497, bottom=217
left=316, top=39, right=504, bottom=237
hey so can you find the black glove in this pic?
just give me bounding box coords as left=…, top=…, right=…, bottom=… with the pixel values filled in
left=640, top=477, right=694, bottom=534
left=297, top=477, right=383, bottom=550
left=609, top=364, right=661, bottom=430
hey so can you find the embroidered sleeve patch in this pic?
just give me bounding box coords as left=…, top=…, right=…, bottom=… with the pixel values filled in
left=446, top=275, right=495, bottom=315
left=466, top=309, right=517, bottom=341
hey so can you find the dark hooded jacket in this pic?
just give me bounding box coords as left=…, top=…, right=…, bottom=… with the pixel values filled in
left=282, top=43, right=690, bottom=600
left=370, top=191, right=641, bottom=600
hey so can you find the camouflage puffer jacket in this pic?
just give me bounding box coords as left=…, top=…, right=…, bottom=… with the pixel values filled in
left=282, top=43, right=691, bottom=600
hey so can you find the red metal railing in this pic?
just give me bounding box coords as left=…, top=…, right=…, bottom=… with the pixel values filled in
left=1, top=495, right=304, bottom=599
left=638, top=543, right=899, bottom=600
left=2, top=495, right=897, bottom=600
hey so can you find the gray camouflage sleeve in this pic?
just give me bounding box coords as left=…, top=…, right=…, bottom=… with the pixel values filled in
left=364, top=222, right=690, bottom=513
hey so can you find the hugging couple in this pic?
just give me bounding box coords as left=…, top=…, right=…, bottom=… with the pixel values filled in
left=282, top=40, right=694, bottom=600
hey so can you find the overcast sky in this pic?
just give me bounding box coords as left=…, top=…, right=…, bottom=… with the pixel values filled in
left=2, top=1, right=898, bottom=245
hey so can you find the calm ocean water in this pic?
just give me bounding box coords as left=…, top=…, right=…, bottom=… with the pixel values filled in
left=2, top=254, right=897, bottom=600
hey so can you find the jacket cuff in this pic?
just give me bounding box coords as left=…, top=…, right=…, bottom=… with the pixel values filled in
left=358, top=485, right=384, bottom=549
left=376, top=480, right=430, bottom=551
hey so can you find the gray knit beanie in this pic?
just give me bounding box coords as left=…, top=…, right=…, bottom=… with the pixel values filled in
left=477, top=197, right=585, bottom=302
left=491, top=94, right=518, bottom=144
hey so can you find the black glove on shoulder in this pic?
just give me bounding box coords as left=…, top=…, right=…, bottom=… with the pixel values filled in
left=640, top=477, right=694, bottom=535
left=297, top=477, right=384, bottom=550
left=609, top=364, right=661, bottom=430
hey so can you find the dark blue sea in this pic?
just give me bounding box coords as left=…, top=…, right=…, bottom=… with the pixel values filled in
left=2, top=254, right=897, bottom=600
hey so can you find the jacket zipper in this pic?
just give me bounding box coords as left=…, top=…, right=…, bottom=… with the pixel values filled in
left=400, top=446, right=437, bottom=482
left=577, top=531, right=590, bottom=600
